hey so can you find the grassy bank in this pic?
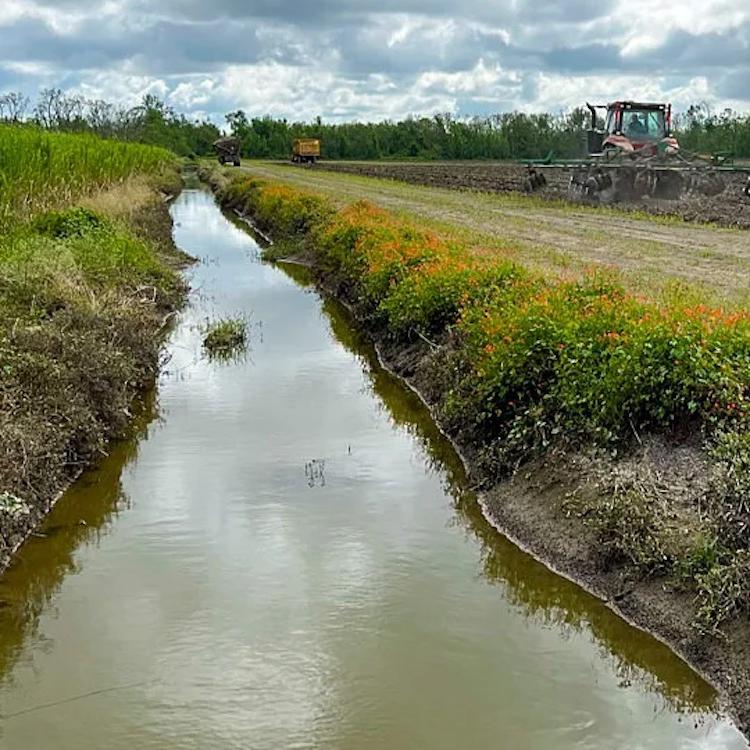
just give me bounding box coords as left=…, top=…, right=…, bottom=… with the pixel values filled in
left=208, top=165, right=750, bottom=727
left=0, top=127, right=185, bottom=569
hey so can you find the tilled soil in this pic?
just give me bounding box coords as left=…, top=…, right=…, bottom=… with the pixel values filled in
left=311, top=161, right=750, bottom=229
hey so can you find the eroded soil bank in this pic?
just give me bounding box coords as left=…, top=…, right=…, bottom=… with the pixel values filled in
left=204, top=165, right=750, bottom=741
left=0, top=173, right=190, bottom=572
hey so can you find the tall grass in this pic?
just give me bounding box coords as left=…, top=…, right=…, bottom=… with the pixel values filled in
left=0, top=124, right=174, bottom=229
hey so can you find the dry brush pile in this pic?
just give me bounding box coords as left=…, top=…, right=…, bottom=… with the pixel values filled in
left=221, top=172, right=750, bottom=631
left=0, top=126, right=184, bottom=568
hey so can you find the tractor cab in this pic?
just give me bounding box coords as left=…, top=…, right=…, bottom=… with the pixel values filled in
left=586, top=101, right=678, bottom=155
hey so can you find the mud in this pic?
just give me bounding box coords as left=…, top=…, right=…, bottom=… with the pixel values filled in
left=310, top=161, right=750, bottom=229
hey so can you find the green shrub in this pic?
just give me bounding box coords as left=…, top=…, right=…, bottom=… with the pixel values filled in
left=445, top=273, right=750, bottom=465
left=33, top=207, right=108, bottom=238
left=379, top=258, right=523, bottom=337
left=696, top=551, right=750, bottom=628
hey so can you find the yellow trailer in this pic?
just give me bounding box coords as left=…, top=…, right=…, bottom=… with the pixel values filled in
left=292, top=138, right=321, bottom=164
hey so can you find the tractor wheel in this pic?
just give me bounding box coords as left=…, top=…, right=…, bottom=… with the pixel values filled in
left=234, top=160, right=241, bottom=167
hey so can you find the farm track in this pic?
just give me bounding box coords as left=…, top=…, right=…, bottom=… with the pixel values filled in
left=243, top=161, right=750, bottom=305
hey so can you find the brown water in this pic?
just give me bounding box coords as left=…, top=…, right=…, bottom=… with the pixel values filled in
left=0, top=188, right=746, bottom=749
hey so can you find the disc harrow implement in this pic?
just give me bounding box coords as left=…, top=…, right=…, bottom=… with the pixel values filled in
left=523, top=100, right=750, bottom=205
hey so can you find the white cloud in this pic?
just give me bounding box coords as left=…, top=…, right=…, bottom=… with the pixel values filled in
left=0, top=0, right=748, bottom=121
left=620, top=1, right=748, bottom=57
left=70, top=71, right=169, bottom=107
left=169, top=78, right=216, bottom=109
left=418, top=60, right=519, bottom=96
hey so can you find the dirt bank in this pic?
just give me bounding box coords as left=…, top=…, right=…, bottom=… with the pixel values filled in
left=203, top=164, right=750, bottom=740
left=309, top=160, right=750, bottom=230
left=383, top=341, right=750, bottom=739
left=0, top=173, right=191, bottom=573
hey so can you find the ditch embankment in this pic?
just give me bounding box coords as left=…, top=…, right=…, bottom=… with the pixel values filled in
left=203, top=162, right=750, bottom=739
left=0, top=130, right=190, bottom=572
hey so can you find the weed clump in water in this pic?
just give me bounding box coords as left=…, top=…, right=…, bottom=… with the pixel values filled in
left=202, top=317, right=248, bottom=359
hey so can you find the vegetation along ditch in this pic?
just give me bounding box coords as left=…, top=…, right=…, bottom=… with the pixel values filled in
left=204, top=162, right=750, bottom=737
left=0, top=124, right=189, bottom=570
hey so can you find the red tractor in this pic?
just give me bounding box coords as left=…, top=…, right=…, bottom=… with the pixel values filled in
left=526, top=100, right=736, bottom=203
left=586, top=101, right=678, bottom=154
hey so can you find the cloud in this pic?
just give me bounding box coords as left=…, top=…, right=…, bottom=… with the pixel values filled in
left=0, top=0, right=748, bottom=122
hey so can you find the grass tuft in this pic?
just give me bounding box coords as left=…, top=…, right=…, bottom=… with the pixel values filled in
left=696, top=551, right=750, bottom=630
left=202, top=317, right=248, bottom=358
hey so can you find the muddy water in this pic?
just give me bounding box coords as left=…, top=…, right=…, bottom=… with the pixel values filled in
left=0, top=188, right=746, bottom=749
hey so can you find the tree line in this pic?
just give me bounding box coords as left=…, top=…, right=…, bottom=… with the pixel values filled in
left=0, top=89, right=220, bottom=157
left=226, top=107, right=750, bottom=160
left=2, top=88, right=750, bottom=161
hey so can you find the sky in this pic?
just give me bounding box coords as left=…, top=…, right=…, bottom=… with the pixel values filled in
left=0, top=0, right=748, bottom=123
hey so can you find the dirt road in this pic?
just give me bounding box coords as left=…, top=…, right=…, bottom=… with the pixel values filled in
left=240, top=162, right=750, bottom=304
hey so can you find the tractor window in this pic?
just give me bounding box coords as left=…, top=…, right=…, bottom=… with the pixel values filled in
left=604, top=109, right=617, bottom=134
left=623, top=110, right=666, bottom=140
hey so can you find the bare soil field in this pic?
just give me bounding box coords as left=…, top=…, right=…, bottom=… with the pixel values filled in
left=244, top=161, right=750, bottom=305
left=310, top=160, right=750, bottom=229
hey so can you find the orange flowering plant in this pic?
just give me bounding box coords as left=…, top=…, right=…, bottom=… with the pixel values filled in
left=230, top=174, right=750, bottom=470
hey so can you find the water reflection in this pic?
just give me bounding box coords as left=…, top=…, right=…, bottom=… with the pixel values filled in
left=0, top=390, right=157, bottom=679
left=311, top=276, right=719, bottom=718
